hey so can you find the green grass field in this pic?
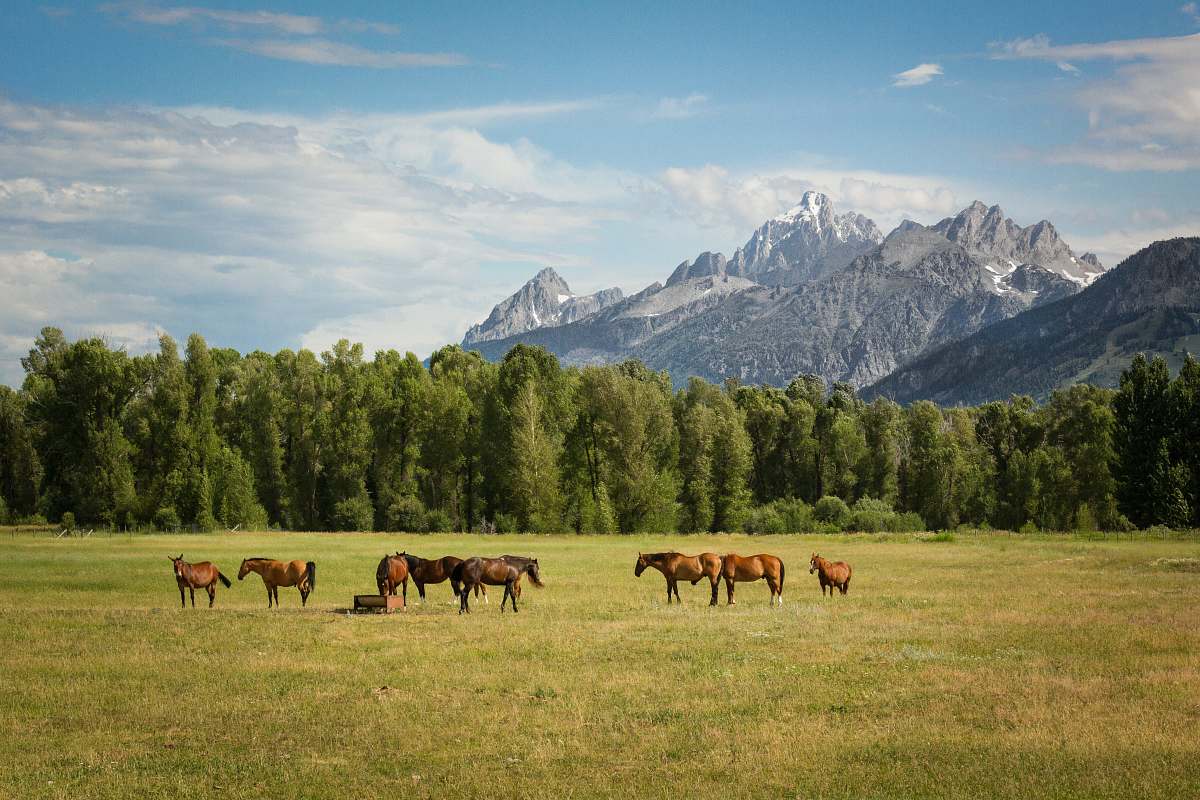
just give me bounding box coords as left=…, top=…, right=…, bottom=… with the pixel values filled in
left=2, top=531, right=1199, bottom=799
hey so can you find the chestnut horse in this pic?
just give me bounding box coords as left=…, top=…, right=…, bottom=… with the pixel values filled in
left=238, top=557, right=316, bottom=608
left=634, top=551, right=723, bottom=605
left=376, top=552, right=409, bottom=607
left=809, top=553, right=852, bottom=596
left=452, top=557, right=543, bottom=614
left=721, top=553, right=785, bottom=606
left=168, top=554, right=231, bottom=608
left=401, top=553, right=487, bottom=603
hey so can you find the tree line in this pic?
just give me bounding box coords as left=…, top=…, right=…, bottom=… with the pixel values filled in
left=1, top=327, right=1197, bottom=534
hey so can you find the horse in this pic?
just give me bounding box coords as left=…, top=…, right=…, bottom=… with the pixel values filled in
left=401, top=553, right=487, bottom=604
left=238, top=557, right=316, bottom=608
left=376, top=552, right=409, bottom=607
left=809, top=553, right=852, bottom=596
left=721, top=553, right=785, bottom=606
left=168, top=554, right=231, bottom=608
left=634, top=551, right=723, bottom=606
left=452, top=557, right=543, bottom=614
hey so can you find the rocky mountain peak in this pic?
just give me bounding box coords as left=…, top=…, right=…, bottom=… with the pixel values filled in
left=462, top=268, right=623, bottom=346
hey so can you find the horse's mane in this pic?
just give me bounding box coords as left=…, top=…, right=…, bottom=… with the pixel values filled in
left=243, top=557, right=274, bottom=562
left=402, top=553, right=425, bottom=568
left=521, top=561, right=545, bottom=587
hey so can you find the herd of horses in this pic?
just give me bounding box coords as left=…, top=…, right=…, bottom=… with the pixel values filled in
left=168, top=549, right=852, bottom=612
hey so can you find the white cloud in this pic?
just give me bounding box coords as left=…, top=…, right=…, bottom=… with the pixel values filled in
left=102, top=3, right=401, bottom=36
left=891, top=63, right=943, bottom=88
left=653, top=93, right=709, bottom=120
left=1056, top=61, right=1081, bottom=75
left=991, top=32, right=1200, bottom=171
left=656, top=163, right=963, bottom=236
left=0, top=96, right=645, bottom=383
left=219, top=38, right=469, bottom=68
left=1182, top=2, right=1200, bottom=25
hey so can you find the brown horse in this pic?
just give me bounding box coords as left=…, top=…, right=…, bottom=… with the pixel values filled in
left=721, top=553, right=785, bottom=606
left=634, top=551, right=723, bottom=605
left=401, top=553, right=487, bottom=603
left=452, top=557, right=543, bottom=614
left=376, top=552, right=409, bottom=607
left=168, top=554, right=231, bottom=608
left=238, top=557, right=316, bottom=608
left=809, top=553, right=852, bottom=596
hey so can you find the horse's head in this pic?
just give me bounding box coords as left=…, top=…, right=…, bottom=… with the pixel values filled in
left=809, top=553, right=820, bottom=574
left=524, top=558, right=544, bottom=587
left=634, top=552, right=648, bottom=577
left=168, top=554, right=185, bottom=578
left=237, top=558, right=251, bottom=580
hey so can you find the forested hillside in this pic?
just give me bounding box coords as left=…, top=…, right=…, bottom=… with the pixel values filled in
left=1, top=328, right=1197, bottom=533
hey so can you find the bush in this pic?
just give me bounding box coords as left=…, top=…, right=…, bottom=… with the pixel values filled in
left=814, top=496, right=850, bottom=526
left=0, top=495, right=8, bottom=525
left=742, top=505, right=785, bottom=534
left=1074, top=502, right=1097, bottom=533
left=332, top=493, right=374, bottom=532
left=387, top=495, right=427, bottom=532
left=60, top=511, right=76, bottom=531
left=1018, top=521, right=1039, bottom=535
left=152, top=506, right=179, bottom=531
left=775, top=498, right=815, bottom=532
left=924, top=531, right=955, bottom=542
left=847, top=497, right=893, bottom=532
left=492, top=512, right=518, bottom=533
left=890, top=512, right=926, bottom=532
left=424, top=510, right=453, bottom=533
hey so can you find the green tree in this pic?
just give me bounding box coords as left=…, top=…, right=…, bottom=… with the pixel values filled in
left=1113, top=355, right=1178, bottom=527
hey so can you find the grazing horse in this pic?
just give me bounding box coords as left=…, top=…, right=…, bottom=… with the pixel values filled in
left=452, top=557, right=543, bottom=614
left=721, top=553, right=785, bottom=606
left=401, top=554, right=487, bottom=603
left=168, top=554, right=231, bottom=608
left=376, top=552, right=409, bottom=607
left=238, top=557, right=316, bottom=608
left=634, top=551, right=723, bottom=605
left=809, top=553, right=852, bottom=596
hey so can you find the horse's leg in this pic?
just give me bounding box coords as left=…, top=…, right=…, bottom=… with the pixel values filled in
left=501, top=582, right=511, bottom=612
left=208, top=584, right=216, bottom=608
left=189, top=587, right=195, bottom=608
left=459, top=583, right=470, bottom=614
left=673, top=579, right=681, bottom=604
left=709, top=576, right=719, bottom=606
left=664, top=577, right=672, bottom=605
left=179, top=585, right=186, bottom=608
left=416, top=582, right=425, bottom=603
left=400, top=579, right=407, bottom=609
left=726, top=578, right=735, bottom=605
left=509, top=580, right=518, bottom=613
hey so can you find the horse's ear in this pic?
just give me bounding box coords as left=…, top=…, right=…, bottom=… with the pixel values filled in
left=167, top=555, right=175, bottom=561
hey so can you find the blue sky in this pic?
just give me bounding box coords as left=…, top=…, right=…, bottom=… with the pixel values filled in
left=1, top=1, right=1198, bottom=383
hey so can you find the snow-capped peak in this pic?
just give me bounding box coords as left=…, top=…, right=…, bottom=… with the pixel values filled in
left=774, top=191, right=829, bottom=223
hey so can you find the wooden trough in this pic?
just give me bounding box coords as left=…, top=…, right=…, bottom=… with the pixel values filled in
left=353, top=594, right=405, bottom=613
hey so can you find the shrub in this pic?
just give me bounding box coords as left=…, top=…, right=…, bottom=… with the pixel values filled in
left=61, top=511, right=76, bottom=531
left=890, top=512, right=926, bottom=532
left=152, top=506, right=179, bottom=531
left=847, top=497, right=893, bottom=532
left=742, top=505, right=785, bottom=534
left=0, top=495, right=8, bottom=525
left=1074, top=502, right=1097, bottom=533
left=924, top=531, right=955, bottom=542
left=814, top=495, right=850, bottom=526
left=387, top=495, right=427, bottom=532
left=492, top=512, right=519, bottom=533
left=1018, top=521, right=1039, bottom=535
left=332, top=494, right=374, bottom=532
left=424, top=510, right=453, bottom=533
left=775, top=498, right=815, bottom=532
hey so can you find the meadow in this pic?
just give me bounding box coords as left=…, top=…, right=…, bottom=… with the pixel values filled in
left=1, top=530, right=1198, bottom=799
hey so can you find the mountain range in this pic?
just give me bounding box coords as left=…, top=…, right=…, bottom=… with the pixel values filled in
left=458, top=193, right=1196, bottom=403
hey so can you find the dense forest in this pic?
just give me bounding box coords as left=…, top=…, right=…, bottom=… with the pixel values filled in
left=1, top=327, right=1197, bottom=534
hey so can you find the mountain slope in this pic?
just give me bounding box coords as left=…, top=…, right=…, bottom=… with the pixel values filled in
left=728, top=191, right=883, bottom=285
left=864, top=238, right=1200, bottom=405
left=632, top=226, right=1033, bottom=386
left=462, top=268, right=623, bottom=346
left=931, top=201, right=1104, bottom=284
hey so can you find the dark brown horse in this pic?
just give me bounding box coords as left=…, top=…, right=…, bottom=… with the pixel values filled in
left=721, top=553, right=785, bottom=606
left=376, top=552, right=409, bottom=607
left=452, top=557, right=543, bottom=614
left=401, top=553, right=487, bottom=603
left=168, top=554, right=231, bottom=608
left=634, top=551, right=723, bottom=605
left=238, top=557, right=316, bottom=608
left=809, top=553, right=852, bottom=596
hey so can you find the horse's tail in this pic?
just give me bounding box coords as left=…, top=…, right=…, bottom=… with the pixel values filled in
left=217, top=572, right=231, bottom=588
left=778, top=559, right=785, bottom=593
left=305, top=561, right=317, bottom=592
left=451, top=560, right=466, bottom=594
